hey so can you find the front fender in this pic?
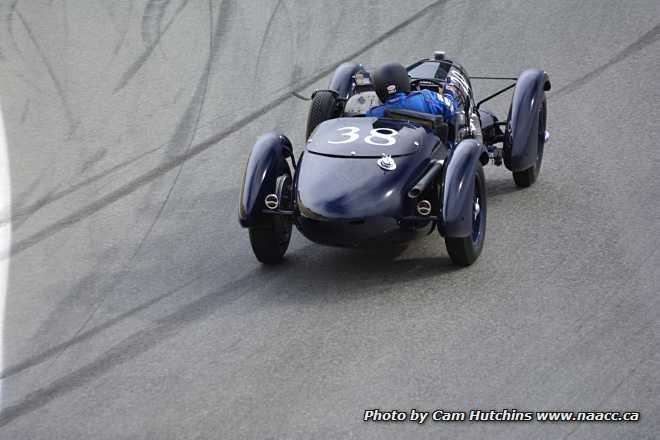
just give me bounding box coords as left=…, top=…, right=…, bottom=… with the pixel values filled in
left=503, top=68, right=549, bottom=172
left=238, top=133, right=291, bottom=227
left=442, top=139, right=483, bottom=237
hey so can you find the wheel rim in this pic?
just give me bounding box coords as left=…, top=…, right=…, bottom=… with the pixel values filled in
left=274, top=161, right=292, bottom=253
left=471, top=176, right=484, bottom=245
left=535, top=102, right=546, bottom=170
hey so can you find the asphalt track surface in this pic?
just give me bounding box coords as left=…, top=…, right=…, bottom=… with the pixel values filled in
left=0, top=1, right=659, bottom=438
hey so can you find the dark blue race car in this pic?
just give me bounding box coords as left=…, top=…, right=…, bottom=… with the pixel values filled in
left=239, top=52, right=550, bottom=266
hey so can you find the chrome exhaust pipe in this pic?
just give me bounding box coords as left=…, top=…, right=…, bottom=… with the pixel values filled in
left=408, top=159, right=444, bottom=199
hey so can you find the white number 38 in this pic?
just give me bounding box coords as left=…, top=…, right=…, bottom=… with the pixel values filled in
left=327, top=127, right=398, bottom=146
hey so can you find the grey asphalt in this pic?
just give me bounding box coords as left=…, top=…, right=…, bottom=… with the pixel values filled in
left=0, top=0, right=659, bottom=438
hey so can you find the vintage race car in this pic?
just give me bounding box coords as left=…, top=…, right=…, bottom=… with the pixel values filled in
left=239, top=52, right=550, bottom=266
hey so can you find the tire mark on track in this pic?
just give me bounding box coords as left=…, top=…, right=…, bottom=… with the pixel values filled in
left=0, top=1, right=45, bottom=94
left=10, top=174, right=41, bottom=212
left=2, top=0, right=25, bottom=64
left=0, top=269, right=273, bottom=428
left=1, top=145, right=162, bottom=227
left=553, top=21, right=660, bottom=98
left=99, top=0, right=135, bottom=57
left=131, top=0, right=222, bottom=260
left=0, top=268, right=212, bottom=379
left=10, top=185, right=63, bottom=230
left=79, top=148, right=107, bottom=174
left=252, top=0, right=283, bottom=82
left=113, top=0, right=191, bottom=93
left=34, top=0, right=225, bottom=384
left=1, top=104, right=247, bottom=226
left=14, top=9, right=76, bottom=134
left=142, top=0, right=170, bottom=48
left=2, top=0, right=448, bottom=259
left=114, top=0, right=134, bottom=56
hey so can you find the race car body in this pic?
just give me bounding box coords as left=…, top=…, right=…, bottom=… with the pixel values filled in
left=239, top=52, right=550, bottom=266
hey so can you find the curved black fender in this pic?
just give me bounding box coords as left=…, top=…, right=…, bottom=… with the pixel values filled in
left=308, top=63, right=362, bottom=124
left=441, top=139, right=484, bottom=237
left=327, top=62, right=362, bottom=98
left=238, top=133, right=293, bottom=228
left=503, top=68, right=550, bottom=172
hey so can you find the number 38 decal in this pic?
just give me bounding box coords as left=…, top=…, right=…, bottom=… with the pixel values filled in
left=327, top=127, right=398, bottom=146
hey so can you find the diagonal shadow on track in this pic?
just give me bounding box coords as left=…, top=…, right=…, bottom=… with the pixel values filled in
left=0, top=267, right=278, bottom=428
left=3, top=0, right=449, bottom=259
left=0, top=269, right=207, bottom=379
left=0, top=236, right=464, bottom=427
left=0, top=234, right=462, bottom=382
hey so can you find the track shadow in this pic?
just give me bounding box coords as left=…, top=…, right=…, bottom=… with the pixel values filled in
left=0, top=264, right=281, bottom=428
left=0, top=240, right=457, bottom=384
left=0, top=235, right=462, bottom=428
left=296, top=244, right=459, bottom=281
left=252, top=236, right=465, bottom=307
left=486, top=176, right=521, bottom=199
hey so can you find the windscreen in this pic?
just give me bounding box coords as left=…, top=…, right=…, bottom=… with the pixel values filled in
left=407, top=62, right=440, bottom=79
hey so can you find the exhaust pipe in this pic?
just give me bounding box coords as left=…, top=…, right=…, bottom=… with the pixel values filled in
left=408, top=160, right=444, bottom=199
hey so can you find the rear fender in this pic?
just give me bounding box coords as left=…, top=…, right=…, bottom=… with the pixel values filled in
left=441, top=139, right=483, bottom=237
left=327, top=63, right=362, bottom=98
left=503, top=69, right=549, bottom=172
left=238, top=133, right=292, bottom=227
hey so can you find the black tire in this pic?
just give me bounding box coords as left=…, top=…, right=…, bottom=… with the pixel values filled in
left=305, top=90, right=338, bottom=139
left=513, top=98, right=547, bottom=188
left=248, top=158, right=292, bottom=264
left=444, top=163, right=487, bottom=266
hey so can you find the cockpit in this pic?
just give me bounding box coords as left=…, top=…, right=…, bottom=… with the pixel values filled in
left=342, top=71, right=380, bottom=116
left=342, top=57, right=472, bottom=117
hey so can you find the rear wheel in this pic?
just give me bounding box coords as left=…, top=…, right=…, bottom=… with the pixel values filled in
left=248, top=158, right=292, bottom=264
left=445, top=164, right=486, bottom=266
left=305, top=90, right=338, bottom=139
left=513, top=98, right=547, bottom=188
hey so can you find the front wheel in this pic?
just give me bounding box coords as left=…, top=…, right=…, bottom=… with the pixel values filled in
left=248, top=159, right=292, bottom=264
left=444, top=164, right=486, bottom=266
left=248, top=219, right=291, bottom=264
